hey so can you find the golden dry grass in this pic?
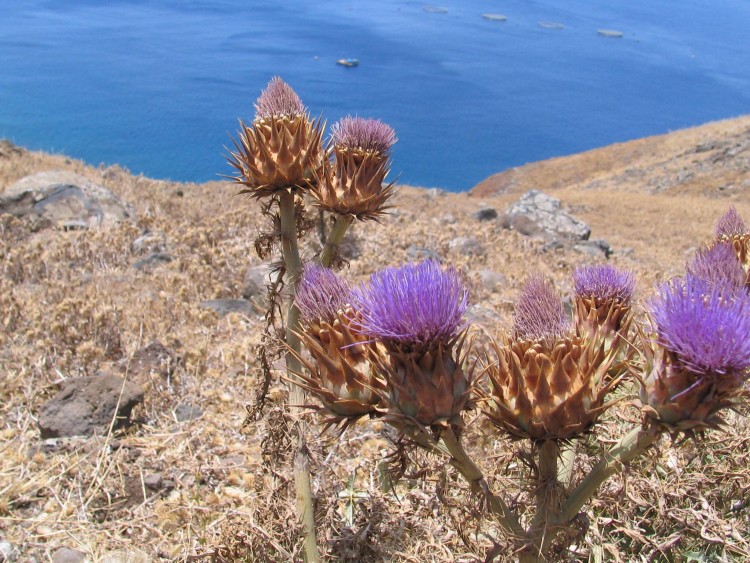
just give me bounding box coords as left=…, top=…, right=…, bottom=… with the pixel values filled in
left=1, top=115, right=749, bottom=562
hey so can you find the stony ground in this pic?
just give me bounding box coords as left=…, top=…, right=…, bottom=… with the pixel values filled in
left=1, top=115, right=750, bottom=562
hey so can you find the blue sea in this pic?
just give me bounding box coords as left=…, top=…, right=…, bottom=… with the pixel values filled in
left=1, top=1, right=749, bottom=192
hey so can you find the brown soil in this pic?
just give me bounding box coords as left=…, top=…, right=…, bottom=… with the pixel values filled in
left=1, top=115, right=749, bottom=562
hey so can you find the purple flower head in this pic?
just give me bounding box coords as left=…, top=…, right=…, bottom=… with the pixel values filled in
left=573, top=264, right=636, bottom=304
left=295, top=264, right=352, bottom=325
left=254, top=77, right=306, bottom=119
left=331, top=116, right=397, bottom=154
left=513, top=275, right=570, bottom=342
left=686, top=242, right=746, bottom=294
left=649, top=276, right=750, bottom=376
left=352, top=260, right=468, bottom=348
left=715, top=206, right=747, bottom=238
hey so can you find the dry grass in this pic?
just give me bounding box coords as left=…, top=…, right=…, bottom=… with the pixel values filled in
left=1, top=115, right=750, bottom=562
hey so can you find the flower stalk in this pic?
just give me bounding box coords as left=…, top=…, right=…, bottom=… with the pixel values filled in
left=319, top=213, right=354, bottom=268
left=278, top=190, right=320, bottom=563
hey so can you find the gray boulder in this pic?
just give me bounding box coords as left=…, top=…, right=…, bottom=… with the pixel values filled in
left=503, top=190, right=590, bottom=240
left=38, top=374, right=144, bottom=438
left=0, top=171, right=134, bottom=230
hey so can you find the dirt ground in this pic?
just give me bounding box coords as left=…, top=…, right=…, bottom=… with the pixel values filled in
left=1, top=115, right=749, bottom=562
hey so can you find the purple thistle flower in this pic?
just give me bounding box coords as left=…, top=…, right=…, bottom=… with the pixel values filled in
left=686, top=242, right=746, bottom=294
left=573, top=264, right=636, bottom=304
left=295, top=264, right=352, bottom=325
left=331, top=116, right=397, bottom=154
left=254, top=77, right=306, bottom=119
left=513, top=275, right=570, bottom=342
left=649, top=276, right=750, bottom=376
left=715, top=206, right=747, bottom=238
left=352, top=260, right=468, bottom=348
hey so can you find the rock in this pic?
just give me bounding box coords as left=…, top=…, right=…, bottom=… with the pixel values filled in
left=504, top=190, right=590, bottom=240
left=448, top=236, right=484, bottom=256
left=132, top=253, right=173, bottom=271
left=472, top=207, right=498, bottom=221
left=128, top=341, right=176, bottom=381
left=0, top=541, right=17, bottom=562
left=242, top=263, right=274, bottom=299
left=473, top=269, right=507, bottom=292
left=573, top=239, right=612, bottom=259
left=99, top=549, right=149, bottom=563
left=0, top=171, right=134, bottom=230
left=174, top=403, right=203, bottom=422
left=52, top=547, right=87, bottom=563
left=131, top=230, right=168, bottom=255
left=38, top=374, right=144, bottom=438
left=441, top=213, right=457, bottom=224
left=199, top=299, right=254, bottom=317
left=143, top=473, right=163, bottom=490
left=406, top=245, right=442, bottom=263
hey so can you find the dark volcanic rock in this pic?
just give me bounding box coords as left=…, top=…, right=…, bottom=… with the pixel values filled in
left=0, top=171, right=134, bottom=230
left=472, top=207, right=498, bottom=221
left=174, top=403, right=203, bottom=422
left=38, top=374, right=144, bottom=438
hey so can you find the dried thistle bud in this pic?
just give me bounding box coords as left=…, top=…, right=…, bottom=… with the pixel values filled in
left=573, top=264, right=635, bottom=337
left=311, top=116, right=397, bottom=221
left=640, top=276, right=750, bottom=432
left=686, top=242, right=747, bottom=294
left=352, top=261, right=471, bottom=431
left=227, top=77, right=324, bottom=198
left=513, top=275, right=570, bottom=343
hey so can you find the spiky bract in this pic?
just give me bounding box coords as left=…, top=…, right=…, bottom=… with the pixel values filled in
left=311, top=116, right=397, bottom=220
left=640, top=276, right=750, bottom=432
left=228, top=77, right=325, bottom=198
left=714, top=207, right=750, bottom=271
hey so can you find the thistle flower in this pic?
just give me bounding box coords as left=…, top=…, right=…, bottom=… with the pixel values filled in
left=641, top=276, right=750, bottom=431
left=512, top=275, right=569, bottom=343
left=484, top=274, right=622, bottom=441
left=686, top=242, right=746, bottom=294
left=291, top=265, right=383, bottom=427
left=295, top=264, right=352, bottom=327
left=352, top=261, right=471, bottom=431
left=311, top=116, right=397, bottom=221
left=227, top=77, right=325, bottom=198
left=715, top=206, right=747, bottom=238
left=714, top=207, right=750, bottom=271
left=573, top=264, right=635, bottom=337
left=353, top=260, right=468, bottom=350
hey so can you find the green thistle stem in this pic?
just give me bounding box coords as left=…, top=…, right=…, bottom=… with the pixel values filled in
left=319, top=213, right=354, bottom=268
left=557, top=425, right=661, bottom=525
left=278, top=190, right=320, bottom=563
left=439, top=427, right=525, bottom=539
left=521, top=440, right=561, bottom=562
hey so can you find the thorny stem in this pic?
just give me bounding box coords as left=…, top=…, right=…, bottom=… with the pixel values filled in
left=319, top=213, right=354, bottom=268
left=278, top=189, right=320, bottom=563
left=438, top=427, right=525, bottom=539
left=521, top=440, right=561, bottom=563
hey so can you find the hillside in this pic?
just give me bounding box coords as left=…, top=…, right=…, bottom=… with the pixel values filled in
left=1, top=115, right=749, bottom=562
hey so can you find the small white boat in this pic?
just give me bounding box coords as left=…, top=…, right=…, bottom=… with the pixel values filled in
left=336, top=58, right=359, bottom=67
left=597, top=29, right=624, bottom=38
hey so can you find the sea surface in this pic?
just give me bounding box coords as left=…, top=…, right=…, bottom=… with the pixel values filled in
left=1, top=1, right=749, bottom=191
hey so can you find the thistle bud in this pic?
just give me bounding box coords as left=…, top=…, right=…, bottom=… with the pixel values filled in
left=311, top=116, right=397, bottom=221
left=714, top=206, right=750, bottom=271
left=483, top=275, right=622, bottom=440
left=352, top=260, right=471, bottom=431
left=292, top=265, right=383, bottom=427
left=640, top=276, right=750, bottom=433
left=573, top=264, right=635, bottom=337
left=227, top=77, right=325, bottom=198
